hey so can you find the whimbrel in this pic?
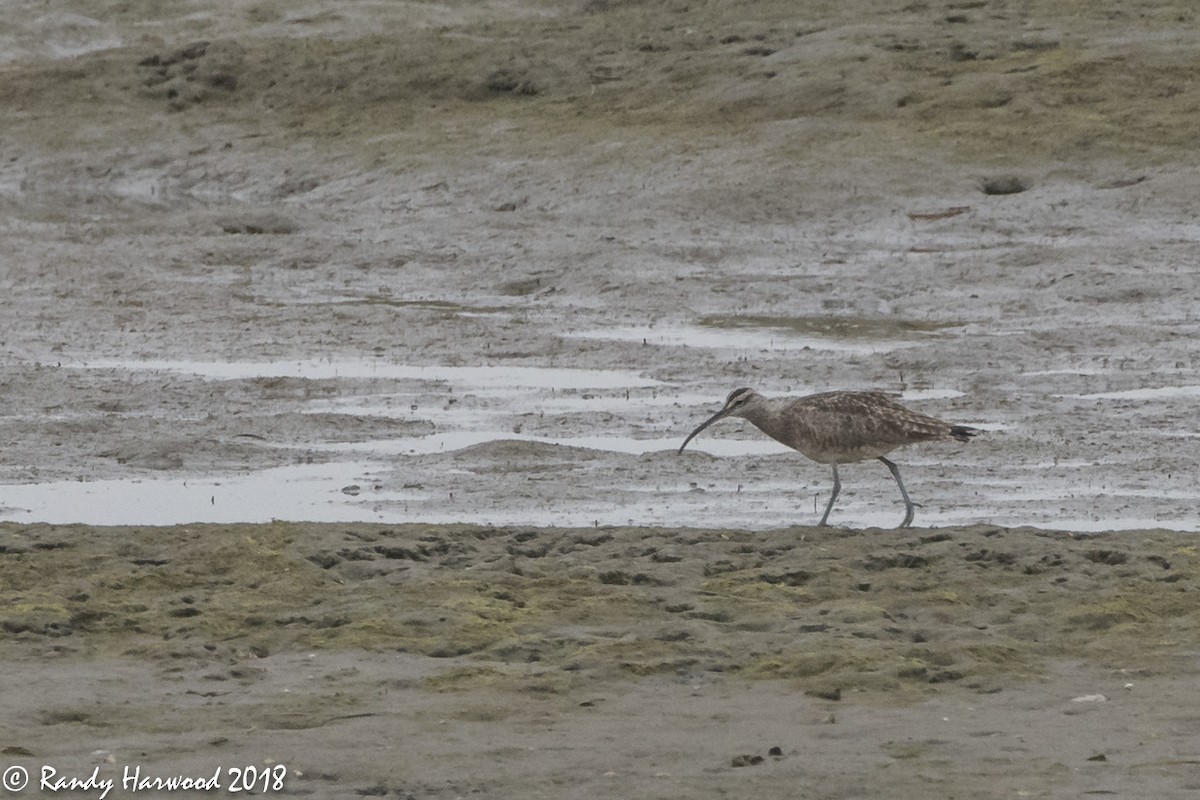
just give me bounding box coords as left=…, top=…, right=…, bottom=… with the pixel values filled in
left=678, top=388, right=981, bottom=528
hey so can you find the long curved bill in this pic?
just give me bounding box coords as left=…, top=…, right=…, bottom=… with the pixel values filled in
left=678, top=406, right=734, bottom=454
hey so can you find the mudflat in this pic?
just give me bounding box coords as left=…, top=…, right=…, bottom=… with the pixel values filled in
left=1, top=0, right=1199, bottom=530
left=2, top=0, right=1200, bottom=797
left=3, top=521, right=1199, bottom=798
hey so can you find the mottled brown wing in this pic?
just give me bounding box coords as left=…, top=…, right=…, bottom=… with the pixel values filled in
left=783, top=391, right=953, bottom=461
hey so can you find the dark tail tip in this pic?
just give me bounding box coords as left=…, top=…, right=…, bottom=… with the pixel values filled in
left=950, top=425, right=982, bottom=442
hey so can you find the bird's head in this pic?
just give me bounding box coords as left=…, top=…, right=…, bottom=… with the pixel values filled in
left=678, top=387, right=760, bottom=453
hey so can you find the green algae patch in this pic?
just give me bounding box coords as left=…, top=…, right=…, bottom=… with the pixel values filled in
left=0, top=599, right=73, bottom=636
left=747, top=646, right=941, bottom=690
left=742, top=638, right=1039, bottom=695
left=744, top=651, right=849, bottom=681
left=572, top=637, right=705, bottom=677
left=425, top=665, right=517, bottom=693
left=1, top=523, right=338, bottom=653
left=4, top=522, right=1200, bottom=700
left=700, top=573, right=813, bottom=607
left=8, top=0, right=1197, bottom=167
left=1066, top=600, right=1151, bottom=632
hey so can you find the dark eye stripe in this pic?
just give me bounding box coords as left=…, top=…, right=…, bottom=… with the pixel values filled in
left=726, top=387, right=753, bottom=407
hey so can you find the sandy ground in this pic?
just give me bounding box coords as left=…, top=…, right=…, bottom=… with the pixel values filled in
left=2, top=0, right=1200, bottom=797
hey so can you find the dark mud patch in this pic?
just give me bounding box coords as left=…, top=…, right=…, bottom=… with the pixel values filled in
left=5, top=0, right=1199, bottom=162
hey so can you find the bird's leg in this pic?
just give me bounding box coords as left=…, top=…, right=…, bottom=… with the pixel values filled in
left=818, top=463, right=841, bottom=527
left=878, top=457, right=918, bottom=528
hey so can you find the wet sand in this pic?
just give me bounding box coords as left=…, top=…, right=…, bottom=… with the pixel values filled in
left=3, top=521, right=1200, bottom=798
left=2, top=0, right=1200, bottom=797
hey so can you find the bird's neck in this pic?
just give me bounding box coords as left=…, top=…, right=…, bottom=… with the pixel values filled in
left=738, top=399, right=783, bottom=435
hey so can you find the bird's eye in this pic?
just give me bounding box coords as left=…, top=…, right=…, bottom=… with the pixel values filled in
left=726, top=389, right=751, bottom=408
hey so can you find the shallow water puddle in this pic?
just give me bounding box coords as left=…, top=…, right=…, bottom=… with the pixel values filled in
left=564, top=323, right=931, bottom=354
left=310, top=388, right=964, bottom=422
left=7, top=359, right=1195, bottom=531
left=0, top=463, right=399, bottom=525
left=72, top=358, right=664, bottom=389
left=305, top=389, right=717, bottom=422
left=2, top=440, right=1195, bottom=530
left=304, top=431, right=794, bottom=457
left=1065, top=385, right=1200, bottom=401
